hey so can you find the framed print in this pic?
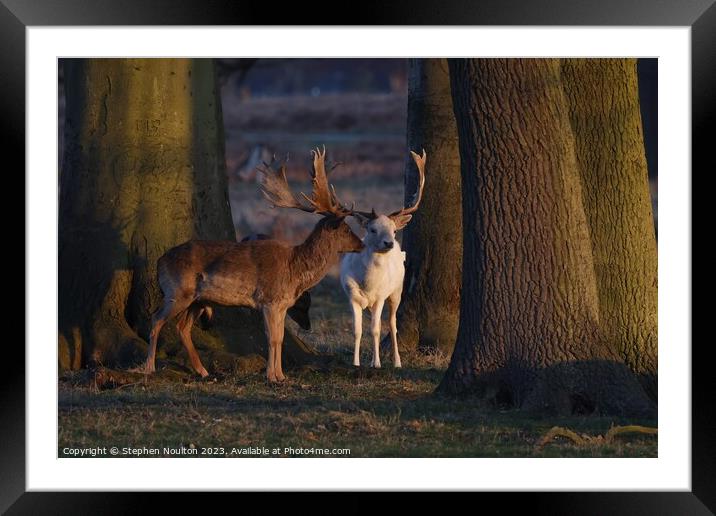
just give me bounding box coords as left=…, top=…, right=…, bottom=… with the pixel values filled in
left=5, top=0, right=710, bottom=512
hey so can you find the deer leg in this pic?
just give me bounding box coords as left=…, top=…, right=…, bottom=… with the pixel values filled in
left=274, top=318, right=286, bottom=382
left=263, top=306, right=287, bottom=383
left=351, top=301, right=363, bottom=367
left=388, top=293, right=402, bottom=368
left=370, top=299, right=385, bottom=368
left=176, top=304, right=209, bottom=378
left=266, top=340, right=276, bottom=382
left=146, top=297, right=190, bottom=374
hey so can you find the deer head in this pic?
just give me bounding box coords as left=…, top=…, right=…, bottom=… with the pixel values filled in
left=353, top=150, right=426, bottom=253
left=257, top=146, right=364, bottom=253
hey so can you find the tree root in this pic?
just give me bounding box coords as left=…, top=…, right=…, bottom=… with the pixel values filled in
left=535, top=425, right=657, bottom=452
left=61, top=364, right=194, bottom=390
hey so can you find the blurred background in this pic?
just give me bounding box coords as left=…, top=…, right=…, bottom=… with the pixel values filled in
left=57, top=58, right=657, bottom=338
left=216, top=58, right=410, bottom=245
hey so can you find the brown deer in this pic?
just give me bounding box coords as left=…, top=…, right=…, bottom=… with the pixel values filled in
left=145, top=147, right=364, bottom=382
left=240, top=233, right=312, bottom=331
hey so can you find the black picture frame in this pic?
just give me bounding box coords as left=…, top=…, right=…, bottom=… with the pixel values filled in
left=5, top=1, right=709, bottom=513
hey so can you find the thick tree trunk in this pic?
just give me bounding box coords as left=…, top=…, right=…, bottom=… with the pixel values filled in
left=393, top=58, right=462, bottom=354
left=439, top=59, right=653, bottom=416
left=59, top=58, right=315, bottom=372
left=560, top=59, right=658, bottom=399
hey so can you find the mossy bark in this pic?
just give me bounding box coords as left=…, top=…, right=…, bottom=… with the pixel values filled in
left=439, top=59, right=653, bottom=416
left=393, top=58, right=462, bottom=355
left=560, top=59, right=658, bottom=399
left=59, top=58, right=315, bottom=372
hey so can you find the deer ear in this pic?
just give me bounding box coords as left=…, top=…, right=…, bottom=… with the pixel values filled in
left=353, top=213, right=371, bottom=227
left=391, top=213, right=412, bottom=229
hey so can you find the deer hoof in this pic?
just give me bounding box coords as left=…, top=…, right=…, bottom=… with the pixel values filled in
left=197, top=367, right=209, bottom=378
left=144, top=361, right=156, bottom=374
left=394, top=362, right=402, bottom=369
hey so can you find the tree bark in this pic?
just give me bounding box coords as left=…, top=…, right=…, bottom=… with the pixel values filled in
left=59, top=58, right=315, bottom=372
left=560, top=59, right=658, bottom=399
left=393, top=58, right=462, bottom=355
left=439, top=59, right=653, bottom=416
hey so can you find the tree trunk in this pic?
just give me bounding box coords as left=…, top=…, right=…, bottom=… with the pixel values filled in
left=560, top=59, right=658, bottom=399
left=393, top=58, right=462, bottom=355
left=439, top=59, right=653, bottom=416
left=59, top=58, right=315, bottom=372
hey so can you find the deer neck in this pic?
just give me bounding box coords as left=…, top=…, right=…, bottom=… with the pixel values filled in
left=289, top=225, right=338, bottom=293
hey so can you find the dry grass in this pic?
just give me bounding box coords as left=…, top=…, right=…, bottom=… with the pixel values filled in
left=58, top=364, right=657, bottom=458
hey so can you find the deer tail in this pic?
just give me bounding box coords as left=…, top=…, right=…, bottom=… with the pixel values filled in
left=197, top=305, right=214, bottom=330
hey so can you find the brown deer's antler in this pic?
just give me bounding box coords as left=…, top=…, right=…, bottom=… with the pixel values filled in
left=301, top=146, right=349, bottom=216
left=389, top=149, right=426, bottom=219
left=258, top=146, right=353, bottom=218
left=257, top=158, right=315, bottom=213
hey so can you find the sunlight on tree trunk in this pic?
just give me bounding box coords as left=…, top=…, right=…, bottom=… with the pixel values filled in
left=59, top=58, right=315, bottom=372
left=439, top=58, right=653, bottom=417
left=561, top=58, right=658, bottom=400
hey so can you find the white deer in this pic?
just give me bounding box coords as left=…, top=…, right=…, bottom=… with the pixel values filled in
left=340, top=150, right=426, bottom=368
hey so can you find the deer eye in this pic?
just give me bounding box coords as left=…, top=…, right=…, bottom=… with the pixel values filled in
left=370, top=228, right=377, bottom=234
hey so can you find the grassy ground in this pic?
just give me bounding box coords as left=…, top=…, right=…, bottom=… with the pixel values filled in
left=58, top=276, right=657, bottom=459
left=58, top=361, right=657, bottom=458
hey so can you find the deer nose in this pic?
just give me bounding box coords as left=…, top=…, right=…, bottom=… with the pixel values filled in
left=383, top=241, right=394, bottom=249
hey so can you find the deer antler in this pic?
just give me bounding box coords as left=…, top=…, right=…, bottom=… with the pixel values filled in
left=257, top=158, right=315, bottom=213
left=258, top=146, right=354, bottom=218
left=301, top=146, right=337, bottom=214
left=389, top=149, right=426, bottom=219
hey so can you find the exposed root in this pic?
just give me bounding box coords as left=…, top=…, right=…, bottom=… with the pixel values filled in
left=535, top=425, right=657, bottom=452
left=62, top=364, right=195, bottom=390
left=604, top=424, right=658, bottom=442
left=536, top=426, right=589, bottom=449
